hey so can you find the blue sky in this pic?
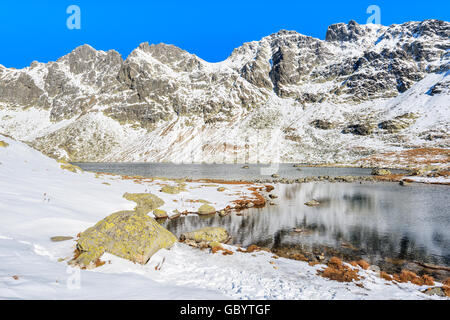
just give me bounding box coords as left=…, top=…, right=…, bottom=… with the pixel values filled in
left=0, top=0, right=448, bottom=68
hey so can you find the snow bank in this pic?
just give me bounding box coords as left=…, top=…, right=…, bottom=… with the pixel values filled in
left=0, top=135, right=446, bottom=299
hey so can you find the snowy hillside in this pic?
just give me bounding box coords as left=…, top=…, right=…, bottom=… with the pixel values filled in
left=0, top=19, right=449, bottom=165
left=1, top=135, right=447, bottom=299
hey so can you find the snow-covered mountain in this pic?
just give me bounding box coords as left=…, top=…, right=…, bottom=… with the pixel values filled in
left=0, top=19, right=449, bottom=164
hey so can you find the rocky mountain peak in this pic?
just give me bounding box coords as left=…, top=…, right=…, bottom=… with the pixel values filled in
left=325, top=20, right=368, bottom=42
left=0, top=19, right=448, bottom=163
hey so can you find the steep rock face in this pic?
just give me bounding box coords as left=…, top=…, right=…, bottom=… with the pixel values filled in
left=0, top=19, right=449, bottom=164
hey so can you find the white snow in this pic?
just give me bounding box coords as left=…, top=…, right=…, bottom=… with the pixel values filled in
left=0, top=135, right=447, bottom=300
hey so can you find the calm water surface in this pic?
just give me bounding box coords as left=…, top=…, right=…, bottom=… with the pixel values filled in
left=73, top=162, right=406, bottom=180
left=76, top=163, right=449, bottom=276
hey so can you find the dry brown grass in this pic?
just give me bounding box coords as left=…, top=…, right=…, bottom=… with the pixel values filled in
left=393, top=270, right=424, bottom=285
left=350, top=260, right=370, bottom=270
left=288, top=253, right=309, bottom=262
left=443, top=286, right=450, bottom=297
left=233, top=187, right=266, bottom=209
left=211, top=246, right=233, bottom=255
left=443, top=278, right=450, bottom=286
left=318, top=257, right=360, bottom=283
left=380, top=271, right=393, bottom=281
left=359, top=148, right=450, bottom=168
left=422, top=275, right=435, bottom=286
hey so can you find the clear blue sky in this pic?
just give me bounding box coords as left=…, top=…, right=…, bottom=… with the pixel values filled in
left=0, top=0, right=448, bottom=68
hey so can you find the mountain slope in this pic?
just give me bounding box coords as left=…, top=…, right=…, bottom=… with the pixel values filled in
left=0, top=19, right=449, bottom=165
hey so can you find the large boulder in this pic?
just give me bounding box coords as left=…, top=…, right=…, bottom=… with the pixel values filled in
left=342, top=123, right=375, bottom=136
left=310, top=120, right=335, bottom=130
left=69, top=211, right=177, bottom=269
left=123, top=192, right=164, bottom=214
left=180, top=227, right=230, bottom=243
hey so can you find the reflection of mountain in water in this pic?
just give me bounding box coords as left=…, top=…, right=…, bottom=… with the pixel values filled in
left=164, top=182, right=450, bottom=269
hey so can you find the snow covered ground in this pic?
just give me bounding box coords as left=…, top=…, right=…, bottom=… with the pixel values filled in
left=0, top=135, right=447, bottom=300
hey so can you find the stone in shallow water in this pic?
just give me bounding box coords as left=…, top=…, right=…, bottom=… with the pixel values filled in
left=304, top=199, right=320, bottom=207
left=197, top=204, right=216, bottom=215
left=69, top=211, right=177, bottom=269
left=371, top=168, right=391, bottom=176
left=180, top=227, right=230, bottom=243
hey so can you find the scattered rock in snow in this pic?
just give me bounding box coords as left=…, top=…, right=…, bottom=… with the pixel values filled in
left=180, top=227, right=230, bottom=243
left=50, top=236, right=74, bottom=242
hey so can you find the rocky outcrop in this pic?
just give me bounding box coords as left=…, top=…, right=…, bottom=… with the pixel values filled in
left=378, top=113, right=417, bottom=133
left=0, top=20, right=449, bottom=163
left=69, top=210, right=177, bottom=269
left=342, top=123, right=376, bottom=136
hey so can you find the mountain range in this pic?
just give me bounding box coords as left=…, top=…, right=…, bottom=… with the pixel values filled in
left=0, top=19, right=449, bottom=166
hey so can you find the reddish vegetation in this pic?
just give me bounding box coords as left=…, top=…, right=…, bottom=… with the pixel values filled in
left=443, top=278, right=450, bottom=286
left=94, top=259, right=106, bottom=268
left=318, top=257, right=360, bottom=283
left=422, top=275, right=435, bottom=286
left=233, top=187, right=266, bottom=210
left=237, top=244, right=261, bottom=253
left=390, top=269, right=436, bottom=286
left=359, top=148, right=450, bottom=170
left=356, top=260, right=370, bottom=270
left=288, top=253, right=309, bottom=262
left=372, top=174, right=405, bottom=182
left=211, top=246, right=233, bottom=255
left=265, top=185, right=275, bottom=192
left=349, top=260, right=369, bottom=269
left=380, top=271, right=393, bottom=281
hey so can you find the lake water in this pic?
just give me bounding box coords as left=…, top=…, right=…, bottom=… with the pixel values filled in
left=75, top=163, right=449, bottom=278
left=73, top=162, right=406, bottom=180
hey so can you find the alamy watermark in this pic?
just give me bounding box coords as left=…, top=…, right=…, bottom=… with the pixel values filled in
left=366, top=5, right=381, bottom=25
left=66, top=5, right=81, bottom=30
